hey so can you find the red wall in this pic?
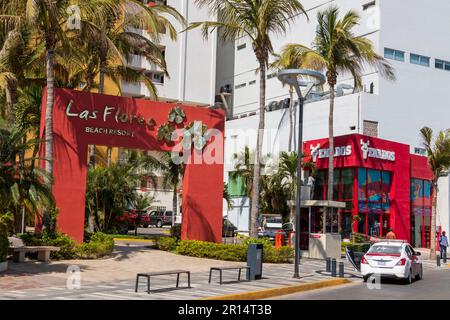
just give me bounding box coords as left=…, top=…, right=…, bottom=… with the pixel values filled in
left=303, top=134, right=417, bottom=241
left=39, top=88, right=225, bottom=243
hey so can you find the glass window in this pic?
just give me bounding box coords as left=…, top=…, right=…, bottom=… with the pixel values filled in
left=424, top=181, right=431, bottom=206
left=341, top=169, right=354, bottom=200
left=228, top=173, right=246, bottom=197
left=435, top=59, right=450, bottom=71
left=368, top=245, right=402, bottom=255
left=410, top=53, right=430, bottom=67
left=313, top=171, right=326, bottom=200
left=358, top=168, right=367, bottom=212
left=367, top=170, right=381, bottom=203
left=384, top=48, right=405, bottom=62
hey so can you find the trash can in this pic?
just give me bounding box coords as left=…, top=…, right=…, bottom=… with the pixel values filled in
left=247, top=243, right=263, bottom=280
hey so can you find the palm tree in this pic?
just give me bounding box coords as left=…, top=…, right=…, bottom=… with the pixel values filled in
left=230, top=146, right=255, bottom=213
left=420, top=127, right=450, bottom=259
left=0, top=127, right=54, bottom=233
left=223, top=182, right=233, bottom=211
left=282, top=6, right=395, bottom=232
left=188, top=0, right=307, bottom=237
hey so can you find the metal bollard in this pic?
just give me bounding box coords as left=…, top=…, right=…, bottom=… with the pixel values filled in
left=326, top=257, right=331, bottom=272
left=339, top=262, right=344, bottom=278
left=331, top=259, right=337, bottom=277
left=444, top=253, right=447, bottom=264
left=437, top=254, right=441, bottom=267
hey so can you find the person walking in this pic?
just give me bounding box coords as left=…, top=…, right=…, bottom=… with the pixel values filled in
left=386, top=228, right=396, bottom=239
left=440, top=231, right=448, bottom=261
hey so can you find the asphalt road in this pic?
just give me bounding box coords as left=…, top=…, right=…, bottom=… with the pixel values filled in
left=272, top=268, right=450, bottom=300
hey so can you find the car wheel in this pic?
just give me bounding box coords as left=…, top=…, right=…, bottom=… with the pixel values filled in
left=156, top=220, right=162, bottom=228
left=415, top=265, right=423, bottom=280
left=363, top=275, right=369, bottom=283
left=405, top=269, right=413, bottom=284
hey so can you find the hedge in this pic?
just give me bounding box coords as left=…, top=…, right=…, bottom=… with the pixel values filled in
left=156, top=237, right=294, bottom=263
left=19, top=232, right=114, bottom=260
left=0, top=235, right=8, bottom=263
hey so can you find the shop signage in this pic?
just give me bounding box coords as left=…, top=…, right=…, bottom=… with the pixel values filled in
left=360, top=139, right=395, bottom=162
left=310, top=143, right=352, bottom=162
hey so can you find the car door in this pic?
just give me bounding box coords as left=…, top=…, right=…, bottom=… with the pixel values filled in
left=408, top=245, right=419, bottom=275
left=405, top=245, right=416, bottom=275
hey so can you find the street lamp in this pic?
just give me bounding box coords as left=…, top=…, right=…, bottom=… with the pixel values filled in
left=278, top=69, right=325, bottom=278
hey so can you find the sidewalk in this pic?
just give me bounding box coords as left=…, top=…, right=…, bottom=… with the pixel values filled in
left=0, top=242, right=359, bottom=300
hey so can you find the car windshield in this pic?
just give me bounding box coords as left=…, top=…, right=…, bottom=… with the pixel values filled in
left=368, top=245, right=402, bottom=255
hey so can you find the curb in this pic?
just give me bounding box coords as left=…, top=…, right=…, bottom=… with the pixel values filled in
left=113, top=238, right=155, bottom=243
left=201, top=278, right=351, bottom=300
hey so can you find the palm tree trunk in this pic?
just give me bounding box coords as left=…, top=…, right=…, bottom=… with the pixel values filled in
left=45, top=46, right=55, bottom=181
left=430, top=183, right=438, bottom=259
left=325, top=85, right=335, bottom=234
left=5, top=81, right=17, bottom=124
left=249, top=60, right=266, bottom=238
left=172, top=186, right=177, bottom=227
left=288, top=86, right=294, bottom=152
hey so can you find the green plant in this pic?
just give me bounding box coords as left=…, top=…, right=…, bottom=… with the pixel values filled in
left=75, top=233, right=114, bottom=259
left=156, top=237, right=178, bottom=252
left=0, top=234, right=8, bottom=263
left=170, top=224, right=182, bottom=240
left=168, top=106, right=186, bottom=124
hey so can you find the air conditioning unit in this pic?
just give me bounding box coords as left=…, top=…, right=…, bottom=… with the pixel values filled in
left=265, top=101, right=279, bottom=112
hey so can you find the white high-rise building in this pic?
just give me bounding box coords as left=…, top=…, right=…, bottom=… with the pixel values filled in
left=122, top=0, right=218, bottom=107
left=219, top=0, right=450, bottom=238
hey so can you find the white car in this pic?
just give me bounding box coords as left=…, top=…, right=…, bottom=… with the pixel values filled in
left=360, top=240, right=423, bottom=284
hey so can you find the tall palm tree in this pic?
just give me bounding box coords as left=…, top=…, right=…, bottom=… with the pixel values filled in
left=282, top=6, right=395, bottom=232
left=420, top=127, right=450, bottom=259
left=189, top=0, right=307, bottom=238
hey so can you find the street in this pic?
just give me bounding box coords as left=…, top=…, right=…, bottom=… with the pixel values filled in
left=272, top=267, right=450, bottom=300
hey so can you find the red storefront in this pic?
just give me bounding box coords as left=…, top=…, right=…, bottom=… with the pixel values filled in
left=303, top=134, right=433, bottom=248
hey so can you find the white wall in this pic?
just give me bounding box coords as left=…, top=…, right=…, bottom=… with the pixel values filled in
left=124, top=0, right=217, bottom=106
left=438, top=175, right=450, bottom=235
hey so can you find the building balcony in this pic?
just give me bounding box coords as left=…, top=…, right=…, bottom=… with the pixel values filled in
left=127, top=54, right=164, bottom=74
left=121, top=81, right=152, bottom=98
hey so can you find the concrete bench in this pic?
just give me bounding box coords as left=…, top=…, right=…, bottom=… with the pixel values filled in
left=209, top=266, right=251, bottom=285
left=135, top=270, right=191, bottom=293
left=8, top=237, right=60, bottom=263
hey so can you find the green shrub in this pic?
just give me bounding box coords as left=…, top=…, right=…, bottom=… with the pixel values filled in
left=0, top=235, right=8, bottom=262
left=170, top=224, right=182, bottom=240
left=156, top=237, right=178, bottom=252
left=173, top=239, right=294, bottom=263
left=345, top=243, right=371, bottom=253
left=20, top=231, right=76, bottom=259
left=75, top=233, right=114, bottom=259
left=19, top=232, right=114, bottom=260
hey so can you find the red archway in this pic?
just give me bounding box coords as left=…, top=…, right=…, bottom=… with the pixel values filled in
left=39, top=88, right=225, bottom=243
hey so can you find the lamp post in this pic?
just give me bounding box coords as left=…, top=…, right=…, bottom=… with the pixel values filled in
left=278, top=69, right=325, bottom=278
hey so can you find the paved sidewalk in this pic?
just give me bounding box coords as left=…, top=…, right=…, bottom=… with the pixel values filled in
left=0, top=260, right=359, bottom=300
left=0, top=242, right=445, bottom=300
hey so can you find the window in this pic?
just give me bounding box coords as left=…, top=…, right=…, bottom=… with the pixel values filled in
left=235, top=83, right=246, bottom=89
left=410, top=53, right=430, bottom=67
left=228, top=173, right=246, bottom=197
left=411, top=178, right=432, bottom=248
left=358, top=168, right=392, bottom=236
left=384, top=48, right=404, bottom=62
left=363, top=1, right=376, bottom=10
left=414, top=147, right=426, bottom=156
left=363, top=120, right=378, bottom=137
left=249, top=80, right=256, bottom=85
left=435, top=59, right=450, bottom=71
left=237, top=43, right=246, bottom=51
left=152, top=73, right=164, bottom=84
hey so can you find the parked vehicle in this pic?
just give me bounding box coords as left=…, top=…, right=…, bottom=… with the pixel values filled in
left=115, top=209, right=150, bottom=234
left=149, top=210, right=174, bottom=228
left=223, top=218, right=238, bottom=237
left=360, top=240, right=423, bottom=284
